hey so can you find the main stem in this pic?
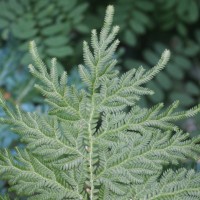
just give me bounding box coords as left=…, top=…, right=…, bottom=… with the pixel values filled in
left=88, top=43, right=100, bottom=199
left=88, top=97, right=95, bottom=199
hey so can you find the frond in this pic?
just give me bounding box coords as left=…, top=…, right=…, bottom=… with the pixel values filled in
left=0, top=149, right=81, bottom=199
left=29, top=41, right=86, bottom=122
left=97, top=50, right=170, bottom=112
left=94, top=129, right=200, bottom=198
left=96, top=101, right=200, bottom=139
left=0, top=4, right=199, bottom=200
left=134, top=169, right=200, bottom=200
left=78, top=5, right=120, bottom=92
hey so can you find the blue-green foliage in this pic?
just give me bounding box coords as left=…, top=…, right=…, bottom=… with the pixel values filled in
left=0, top=0, right=88, bottom=68
left=0, top=0, right=200, bottom=198
left=157, top=0, right=199, bottom=36
left=0, top=39, right=22, bottom=88
left=114, top=0, right=155, bottom=46
left=0, top=6, right=200, bottom=199
left=0, top=40, right=22, bottom=150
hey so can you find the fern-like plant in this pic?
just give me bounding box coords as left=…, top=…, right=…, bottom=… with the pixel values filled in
left=0, top=5, right=200, bottom=200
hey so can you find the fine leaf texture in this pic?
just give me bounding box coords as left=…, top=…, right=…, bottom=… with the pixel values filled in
left=0, top=5, right=200, bottom=200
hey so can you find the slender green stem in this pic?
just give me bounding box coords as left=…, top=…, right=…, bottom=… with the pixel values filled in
left=88, top=100, right=95, bottom=199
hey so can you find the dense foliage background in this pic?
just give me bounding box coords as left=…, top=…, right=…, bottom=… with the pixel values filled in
left=0, top=0, right=200, bottom=196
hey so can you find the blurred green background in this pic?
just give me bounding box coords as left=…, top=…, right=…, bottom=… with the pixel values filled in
left=0, top=0, right=200, bottom=196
